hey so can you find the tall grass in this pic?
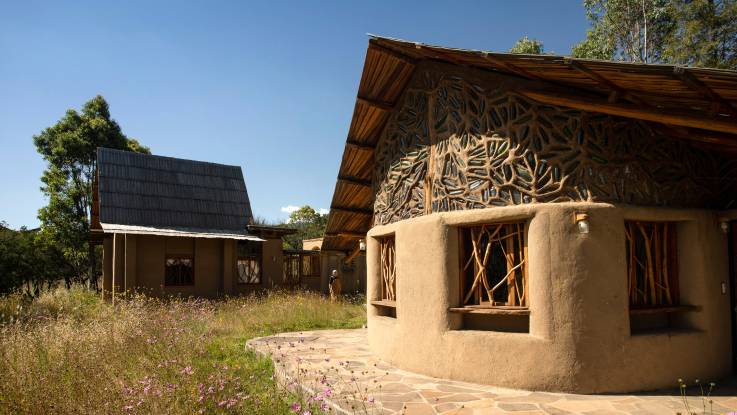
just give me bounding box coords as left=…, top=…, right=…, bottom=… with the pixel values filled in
left=0, top=287, right=365, bottom=414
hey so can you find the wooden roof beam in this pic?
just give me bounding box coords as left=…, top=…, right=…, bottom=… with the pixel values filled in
left=565, top=59, right=649, bottom=106
left=346, top=140, right=375, bottom=152
left=343, top=243, right=363, bottom=264
left=368, top=40, right=419, bottom=65
left=673, top=67, right=737, bottom=118
left=337, top=175, right=371, bottom=187
left=656, top=125, right=737, bottom=148
left=356, top=95, right=394, bottom=111
left=330, top=206, right=373, bottom=216
left=325, top=231, right=366, bottom=239
left=519, top=88, right=737, bottom=135
left=481, top=53, right=546, bottom=81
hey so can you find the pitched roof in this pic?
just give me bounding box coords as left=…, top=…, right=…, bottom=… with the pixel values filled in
left=322, top=35, right=737, bottom=251
left=96, top=147, right=256, bottom=238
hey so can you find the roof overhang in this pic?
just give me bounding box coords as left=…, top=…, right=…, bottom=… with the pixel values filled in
left=322, top=35, right=737, bottom=252
left=99, top=223, right=265, bottom=241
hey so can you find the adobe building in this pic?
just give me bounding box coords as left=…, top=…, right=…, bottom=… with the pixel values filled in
left=300, top=237, right=366, bottom=294
left=323, top=36, right=737, bottom=393
left=91, top=148, right=293, bottom=299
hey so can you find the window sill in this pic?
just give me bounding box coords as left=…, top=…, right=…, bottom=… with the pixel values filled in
left=449, top=306, right=530, bottom=316
left=630, top=327, right=703, bottom=337
left=629, top=305, right=701, bottom=315
left=371, top=300, right=396, bottom=308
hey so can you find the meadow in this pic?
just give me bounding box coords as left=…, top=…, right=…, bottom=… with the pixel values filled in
left=0, top=288, right=366, bottom=414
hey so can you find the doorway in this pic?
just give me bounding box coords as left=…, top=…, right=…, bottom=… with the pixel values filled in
left=730, top=221, right=737, bottom=372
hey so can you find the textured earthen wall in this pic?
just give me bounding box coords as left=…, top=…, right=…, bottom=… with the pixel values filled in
left=366, top=203, right=731, bottom=393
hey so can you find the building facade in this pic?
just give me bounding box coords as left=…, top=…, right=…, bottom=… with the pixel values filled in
left=324, top=37, right=737, bottom=393
left=92, top=148, right=292, bottom=299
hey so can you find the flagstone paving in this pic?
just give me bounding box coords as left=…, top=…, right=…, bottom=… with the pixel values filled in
left=246, top=329, right=737, bottom=415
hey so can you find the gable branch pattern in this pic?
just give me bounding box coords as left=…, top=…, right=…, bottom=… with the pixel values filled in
left=373, top=67, right=730, bottom=226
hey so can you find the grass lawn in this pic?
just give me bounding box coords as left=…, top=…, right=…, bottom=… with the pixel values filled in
left=0, top=287, right=366, bottom=414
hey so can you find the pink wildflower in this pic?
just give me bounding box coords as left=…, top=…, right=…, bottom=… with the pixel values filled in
left=290, top=402, right=301, bottom=412
left=181, top=366, right=194, bottom=375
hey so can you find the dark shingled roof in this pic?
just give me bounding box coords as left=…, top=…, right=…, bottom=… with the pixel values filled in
left=96, top=148, right=253, bottom=233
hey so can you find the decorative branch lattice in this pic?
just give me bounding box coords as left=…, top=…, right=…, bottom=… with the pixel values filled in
left=625, top=221, right=679, bottom=307
left=460, top=222, right=527, bottom=307
left=379, top=236, right=396, bottom=301
left=373, top=68, right=724, bottom=226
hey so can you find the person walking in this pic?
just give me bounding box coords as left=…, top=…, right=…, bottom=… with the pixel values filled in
left=329, top=269, right=341, bottom=301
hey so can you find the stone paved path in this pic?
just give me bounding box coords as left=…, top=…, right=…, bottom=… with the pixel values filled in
left=246, top=329, right=737, bottom=415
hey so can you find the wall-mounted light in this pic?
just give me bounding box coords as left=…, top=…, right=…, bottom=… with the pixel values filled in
left=719, top=219, right=730, bottom=234
left=574, top=212, right=590, bottom=234
left=359, top=239, right=366, bottom=251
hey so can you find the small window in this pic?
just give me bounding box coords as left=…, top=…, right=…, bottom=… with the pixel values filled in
left=283, top=254, right=300, bottom=284
left=237, top=258, right=261, bottom=284
left=379, top=236, right=396, bottom=301
left=237, top=241, right=262, bottom=284
left=459, top=222, right=528, bottom=308
left=625, top=221, right=679, bottom=308
left=165, top=256, right=194, bottom=286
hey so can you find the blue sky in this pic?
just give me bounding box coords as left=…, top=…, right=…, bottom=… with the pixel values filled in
left=0, top=1, right=589, bottom=229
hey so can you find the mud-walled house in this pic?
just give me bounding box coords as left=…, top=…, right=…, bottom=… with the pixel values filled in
left=323, top=36, right=737, bottom=393
left=90, top=148, right=293, bottom=299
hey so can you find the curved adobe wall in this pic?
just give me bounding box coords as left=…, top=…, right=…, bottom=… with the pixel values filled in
left=366, top=203, right=731, bottom=393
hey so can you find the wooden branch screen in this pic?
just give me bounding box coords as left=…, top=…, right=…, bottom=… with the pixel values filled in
left=379, top=236, right=396, bottom=301
left=460, top=222, right=528, bottom=307
left=625, top=221, right=679, bottom=308
left=372, top=67, right=728, bottom=227
left=283, top=254, right=301, bottom=285
left=283, top=252, right=321, bottom=286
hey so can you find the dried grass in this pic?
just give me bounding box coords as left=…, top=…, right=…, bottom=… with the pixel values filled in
left=0, top=287, right=365, bottom=414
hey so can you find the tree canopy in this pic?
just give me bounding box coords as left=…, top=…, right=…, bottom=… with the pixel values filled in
left=571, top=0, right=737, bottom=69
left=510, top=36, right=544, bottom=54
left=280, top=206, right=328, bottom=250
left=33, top=95, right=150, bottom=289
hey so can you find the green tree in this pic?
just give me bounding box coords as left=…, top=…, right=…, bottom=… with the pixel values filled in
left=510, top=36, right=544, bottom=54
left=572, top=0, right=673, bottom=62
left=33, top=96, right=150, bottom=289
left=281, top=206, right=327, bottom=250
left=661, top=0, right=737, bottom=69
left=572, top=0, right=737, bottom=69
left=0, top=223, right=72, bottom=295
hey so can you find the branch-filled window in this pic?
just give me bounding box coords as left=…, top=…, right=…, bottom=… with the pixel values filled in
left=379, top=236, right=396, bottom=301
left=283, top=253, right=300, bottom=284
left=301, top=254, right=320, bottom=277
left=282, top=252, right=320, bottom=284
left=237, top=241, right=262, bottom=284
left=625, top=221, right=679, bottom=308
left=165, top=256, right=194, bottom=286
left=460, top=222, right=527, bottom=307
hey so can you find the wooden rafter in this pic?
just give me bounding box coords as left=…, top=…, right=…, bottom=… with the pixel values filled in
left=369, top=41, right=419, bottom=65
left=343, top=243, right=362, bottom=264
left=481, top=52, right=546, bottom=81
left=325, top=231, right=366, bottom=239
left=656, top=125, right=737, bottom=148
left=337, top=175, right=372, bottom=187
left=565, top=59, right=649, bottom=106
left=330, top=206, right=373, bottom=216
left=520, top=89, right=737, bottom=135
left=356, top=95, right=394, bottom=111
left=673, top=67, right=737, bottom=118
left=346, top=140, right=375, bottom=152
